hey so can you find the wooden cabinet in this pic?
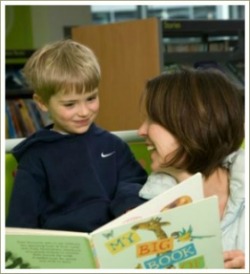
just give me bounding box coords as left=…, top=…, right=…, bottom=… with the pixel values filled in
left=72, top=18, right=163, bottom=131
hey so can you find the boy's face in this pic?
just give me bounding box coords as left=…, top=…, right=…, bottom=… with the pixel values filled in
left=37, top=89, right=100, bottom=134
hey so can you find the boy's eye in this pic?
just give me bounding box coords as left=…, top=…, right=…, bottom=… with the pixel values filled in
left=87, top=94, right=97, bottom=101
left=63, top=103, right=75, bottom=107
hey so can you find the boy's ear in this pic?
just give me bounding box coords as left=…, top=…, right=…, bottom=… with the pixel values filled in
left=33, top=94, right=49, bottom=112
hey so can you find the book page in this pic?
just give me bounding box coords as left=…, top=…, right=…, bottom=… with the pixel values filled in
left=93, top=172, right=203, bottom=234
left=5, top=228, right=95, bottom=269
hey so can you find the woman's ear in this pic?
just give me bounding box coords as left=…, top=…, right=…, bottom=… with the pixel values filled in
left=33, top=94, right=48, bottom=112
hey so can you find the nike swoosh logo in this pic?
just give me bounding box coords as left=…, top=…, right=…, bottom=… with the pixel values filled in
left=101, top=151, right=116, bottom=158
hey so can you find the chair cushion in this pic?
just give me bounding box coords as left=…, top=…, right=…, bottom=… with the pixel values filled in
left=5, top=154, right=17, bottom=217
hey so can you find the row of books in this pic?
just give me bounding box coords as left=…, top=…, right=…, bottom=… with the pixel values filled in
left=165, top=39, right=239, bottom=53
left=164, top=61, right=244, bottom=90
left=6, top=99, right=51, bottom=139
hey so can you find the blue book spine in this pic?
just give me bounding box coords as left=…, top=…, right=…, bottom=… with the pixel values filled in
left=6, top=102, right=17, bottom=138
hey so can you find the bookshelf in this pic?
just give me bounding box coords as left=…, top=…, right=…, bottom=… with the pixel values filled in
left=162, top=20, right=244, bottom=62
left=5, top=50, right=52, bottom=138
left=162, top=20, right=244, bottom=90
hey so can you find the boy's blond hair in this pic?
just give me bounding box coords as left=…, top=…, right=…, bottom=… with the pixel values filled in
left=23, top=39, right=101, bottom=102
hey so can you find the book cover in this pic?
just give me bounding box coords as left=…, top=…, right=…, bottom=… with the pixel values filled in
left=92, top=196, right=223, bottom=269
left=5, top=173, right=224, bottom=269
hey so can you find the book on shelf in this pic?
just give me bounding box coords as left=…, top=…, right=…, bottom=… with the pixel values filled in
left=166, top=42, right=205, bottom=53
left=24, top=99, right=43, bottom=131
left=6, top=99, right=53, bottom=138
left=7, top=100, right=23, bottom=138
left=5, top=104, right=17, bottom=138
left=5, top=173, right=224, bottom=269
left=16, top=99, right=36, bottom=136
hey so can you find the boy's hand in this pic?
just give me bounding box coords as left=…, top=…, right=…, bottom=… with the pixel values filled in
left=223, top=250, right=245, bottom=269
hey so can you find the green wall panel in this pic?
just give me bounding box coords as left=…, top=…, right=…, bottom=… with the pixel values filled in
left=6, top=6, right=33, bottom=50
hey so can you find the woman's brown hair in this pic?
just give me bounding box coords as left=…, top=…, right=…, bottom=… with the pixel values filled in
left=143, top=67, right=244, bottom=177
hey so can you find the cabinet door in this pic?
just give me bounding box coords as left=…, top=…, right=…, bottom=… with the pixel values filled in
left=72, top=18, right=162, bottom=131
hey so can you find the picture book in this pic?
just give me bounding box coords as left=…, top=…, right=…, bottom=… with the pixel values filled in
left=94, top=172, right=204, bottom=232
left=5, top=173, right=224, bottom=269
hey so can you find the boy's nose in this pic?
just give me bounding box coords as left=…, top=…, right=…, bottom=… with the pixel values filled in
left=78, top=104, right=89, bottom=116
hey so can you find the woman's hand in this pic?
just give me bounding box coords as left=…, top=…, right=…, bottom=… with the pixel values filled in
left=223, top=250, right=245, bottom=269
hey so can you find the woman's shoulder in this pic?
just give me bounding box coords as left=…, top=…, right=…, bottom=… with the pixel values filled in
left=227, top=149, right=245, bottom=208
left=139, top=172, right=177, bottom=199
left=223, top=148, right=244, bottom=173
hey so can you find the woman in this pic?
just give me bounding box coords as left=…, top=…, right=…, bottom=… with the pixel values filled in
left=138, top=67, right=245, bottom=269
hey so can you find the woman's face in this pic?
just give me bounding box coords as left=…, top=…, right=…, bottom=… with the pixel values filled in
left=138, top=118, right=180, bottom=172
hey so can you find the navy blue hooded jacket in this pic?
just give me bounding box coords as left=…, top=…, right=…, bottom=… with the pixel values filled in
left=6, top=124, right=147, bottom=232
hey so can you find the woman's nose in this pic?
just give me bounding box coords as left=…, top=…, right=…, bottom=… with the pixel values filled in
left=137, top=121, right=148, bottom=137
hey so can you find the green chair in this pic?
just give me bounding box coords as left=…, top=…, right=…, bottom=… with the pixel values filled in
left=128, top=141, right=151, bottom=174
left=241, top=140, right=245, bottom=148
left=5, top=153, right=17, bottom=218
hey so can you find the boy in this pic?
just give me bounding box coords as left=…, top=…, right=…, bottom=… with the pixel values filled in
left=6, top=39, right=147, bottom=232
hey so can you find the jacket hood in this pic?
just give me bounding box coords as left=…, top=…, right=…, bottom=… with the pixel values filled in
left=12, top=123, right=103, bottom=161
